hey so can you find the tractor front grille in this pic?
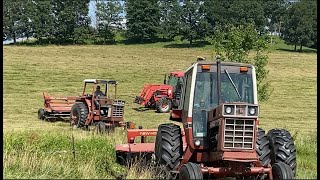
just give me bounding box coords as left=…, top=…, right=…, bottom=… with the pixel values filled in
left=112, top=100, right=125, bottom=117
left=223, top=118, right=255, bottom=150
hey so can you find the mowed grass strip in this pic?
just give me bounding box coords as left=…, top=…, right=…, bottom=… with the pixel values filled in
left=3, top=45, right=317, bottom=178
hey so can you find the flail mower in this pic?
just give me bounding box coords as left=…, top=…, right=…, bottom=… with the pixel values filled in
left=116, top=57, right=296, bottom=179
left=38, top=79, right=127, bottom=132
left=134, top=71, right=184, bottom=113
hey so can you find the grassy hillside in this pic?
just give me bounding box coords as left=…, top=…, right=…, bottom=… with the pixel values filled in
left=3, top=44, right=317, bottom=179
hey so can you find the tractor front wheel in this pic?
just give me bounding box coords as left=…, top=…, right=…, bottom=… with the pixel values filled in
left=267, top=128, right=296, bottom=177
left=38, top=108, right=46, bottom=120
left=156, top=98, right=171, bottom=113
left=272, top=162, right=294, bottom=180
left=95, top=121, right=106, bottom=134
left=155, top=123, right=183, bottom=178
left=106, top=124, right=115, bottom=133
left=70, top=102, right=88, bottom=128
left=179, top=162, right=203, bottom=180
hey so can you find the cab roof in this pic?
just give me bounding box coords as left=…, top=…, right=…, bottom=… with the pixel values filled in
left=83, top=79, right=118, bottom=84
left=186, top=61, right=254, bottom=72
left=197, top=60, right=253, bottom=67
left=170, top=71, right=185, bottom=77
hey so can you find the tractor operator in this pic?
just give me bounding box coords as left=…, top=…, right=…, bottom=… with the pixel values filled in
left=94, top=86, right=105, bottom=97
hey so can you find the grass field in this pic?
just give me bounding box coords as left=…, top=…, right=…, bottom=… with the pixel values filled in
left=3, top=42, right=317, bottom=179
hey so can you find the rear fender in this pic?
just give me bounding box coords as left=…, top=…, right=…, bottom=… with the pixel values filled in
left=84, top=99, right=92, bottom=111
left=85, top=99, right=92, bottom=124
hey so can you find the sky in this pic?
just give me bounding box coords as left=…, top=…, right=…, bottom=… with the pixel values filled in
left=88, top=1, right=97, bottom=27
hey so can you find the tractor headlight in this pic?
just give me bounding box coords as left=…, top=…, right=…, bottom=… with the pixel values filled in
left=225, top=107, right=232, bottom=114
left=249, top=108, right=255, bottom=115
left=224, top=105, right=234, bottom=115
left=194, top=140, right=201, bottom=146
left=248, top=106, right=258, bottom=116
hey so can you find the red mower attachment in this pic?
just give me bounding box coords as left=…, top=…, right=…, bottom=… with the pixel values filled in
left=115, top=127, right=158, bottom=166
left=38, top=93, right=79, bottom=121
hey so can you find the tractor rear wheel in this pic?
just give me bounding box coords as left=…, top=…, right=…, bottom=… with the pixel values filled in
left=272, top=162, right=294, bottom=180
left=70, top=102, right=88, bottom=128
left=256, top=128, right=271, bottom=167
left=155, top=123, right=183, bottom=178
left=179, top=162, right=203, bottom=180
left=38, top=108, right=45, bottom=120
left=267, top=128, right=292, bottom=142
left=156, top=98, right=171, bottom=113
left=267, top=128, right=296, bottom=177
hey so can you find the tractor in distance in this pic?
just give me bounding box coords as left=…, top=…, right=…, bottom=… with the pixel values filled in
left=134, top=71, right=184, bottom=113
left=115, top=57, right=296, bottom=179
left=70, top=79, right=126, bottom=132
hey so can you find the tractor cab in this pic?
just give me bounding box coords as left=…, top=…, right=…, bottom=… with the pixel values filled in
left=82, top=79, right=118, bottom=99
left=81, top=79, right=122, bottom=119
left=70, top=79, right=125, bottom=129
left=164, top=71, right=184, bottom=86
left=180, top=61, right=258, bottom=147
left=163, top=71, right=185, bottom=108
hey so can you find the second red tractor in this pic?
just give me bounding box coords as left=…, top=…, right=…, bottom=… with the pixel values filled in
left=134, top=71, right=184, bottom=113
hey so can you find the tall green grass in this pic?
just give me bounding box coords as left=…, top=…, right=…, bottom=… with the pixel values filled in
left=294, top=133, right=317, bottom=178
left=4, top=130, right=127, bottom=179
left=3, top=130, right=317, bottom=179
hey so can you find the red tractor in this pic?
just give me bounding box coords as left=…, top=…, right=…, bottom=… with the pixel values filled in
left=38, top=79, right=126, bottom=132
left=116, top=58, right=296, bottom=179
left=70, top=79, right=126, bottom=132
left=134, top=71, right=184, bottom=113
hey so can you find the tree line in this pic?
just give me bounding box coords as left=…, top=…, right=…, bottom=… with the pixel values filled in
left=3, top=0, right=317, bottom=51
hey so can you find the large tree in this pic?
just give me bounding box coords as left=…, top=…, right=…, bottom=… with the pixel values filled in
left=3, top=0, right=24, bottom=44
left=29, top=1, right=55, bottom=43
left=211, top=24, right=271, bottom=102
left=204, top=0, right=267, bottom=33
left=96, top=0, right=123, bottom=44
left=125, top=0, right=160, bottom=42
left=228, top=0, right=267, bottom=33
left=52, top=0, right=90, bottom=44
left=282, top=0, right=317, bottom=51
left=180, top=0, right=209, bottom=44
left=19, top=0, right=34, bottom=40
left=203, top=0, right=234, bottom=30
left=262, top=0, right=288, bottom=37
left=158, top=0, right=182, bottom=41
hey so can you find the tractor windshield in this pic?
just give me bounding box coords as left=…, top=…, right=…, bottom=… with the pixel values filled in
left=192, top=67, right=254, bottom=138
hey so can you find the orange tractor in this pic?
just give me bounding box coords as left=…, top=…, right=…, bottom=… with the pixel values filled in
left=38, top=79, right=127, bottom=132
left=134, top=71, right=184, bottom=113
left=116, top=58, right=296, bottom=179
